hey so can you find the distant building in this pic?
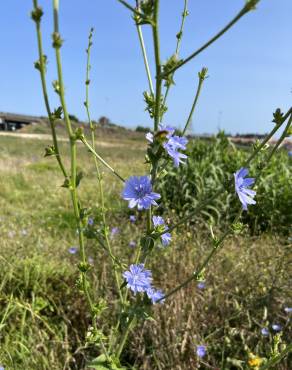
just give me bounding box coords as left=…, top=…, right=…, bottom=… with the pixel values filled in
left=0, top=112, right=42, bottom=131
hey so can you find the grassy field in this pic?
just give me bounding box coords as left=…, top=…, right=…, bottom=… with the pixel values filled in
left=0, top=133, right=291, bottom=370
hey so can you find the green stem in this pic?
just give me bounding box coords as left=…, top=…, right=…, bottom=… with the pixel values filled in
left=152, top=0, right=162, bottom=131
left=53, top=0, right=93, bottom=313
left=85, top=29, right=123, bottom=310
left=32, top=0, right=67, bottom=178
left=175, top=0, right=188, bottom=55
left=116, top=316, right=136, bottom=359
left=84, top=29, right=124, bottom=305
left=135, top=1, right=154, bottom=95
left=161, top=2, right=259, bottom=78
left=244, top=107, right=292, bottom=167
left=161, top=0, right=188, bottom=112
left=147, top=208, right=152, bottom=234
left=257, top=114, right=292, bottom=173
left=81, top=137, right=125, bottom=183
left=182, top=72, right=206, bottom=135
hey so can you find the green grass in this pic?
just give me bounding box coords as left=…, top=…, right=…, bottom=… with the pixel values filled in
left=0, top=134, right=291, bottom=370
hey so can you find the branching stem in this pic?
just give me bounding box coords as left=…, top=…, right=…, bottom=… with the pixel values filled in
left=161, top=2, right=260, bottom=78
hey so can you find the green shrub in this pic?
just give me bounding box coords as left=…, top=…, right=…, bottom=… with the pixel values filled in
left=157, top=133, right=292, bottom=234
left=136, top=125, right=151, bottom=133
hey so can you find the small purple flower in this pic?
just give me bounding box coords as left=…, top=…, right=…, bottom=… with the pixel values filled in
left=129, top=240, right=137, bottom=248
left=68, top=246, right=78, bottom=254
left=147, top=287, right=165, bottom=304
left=146, top=132, right=154, bottom=143
left=0, top=365, right=5, bottom=370
left=88, top=217, right=94, bottom=226
left=284, top=307, right=292, bottom=313
left=122, top=176, right=160, bottom=210
left=161, top=232, right=172, bottom=246
left=197, top=281, right=206, bottom=289
left=111, top=227, right=120, bottom=237
left=196, top=345, right=207, bottom=358
left=129, top=215, right=136, bottom=223
left=123, top=264, right=152, bottom=294
left=234, top=167, right=256, bottom=211
left=288, top=151, right=292, bottom=157
left=152, top=215, right=165, bottom=227
left=272, top=324, right=282, bottom=332
left=261, top=328, right=269, bottom=336
left=152, top=216, right=172, bottom=246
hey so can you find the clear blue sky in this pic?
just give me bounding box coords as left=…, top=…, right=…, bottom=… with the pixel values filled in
left=0, top=0, right=291, bottom=134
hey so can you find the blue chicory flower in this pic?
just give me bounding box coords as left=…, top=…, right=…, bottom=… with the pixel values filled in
left=288, top=151, right=292, bottom=157
left=152, top=215, right=172, bottom=246
left=284, top=307, right=292, bottom=313
left=123, top=264, right=152, bottom=294
left=68, top=246, right=78, bottom=254
left=122, top=176, right=160, bottom=210
left=163, top=135, right=188, bottom=167
left=147, top=287, right=165, bottom=304
left=129, top=241, right=137, bottom=248
left=234, top=167, right=256, bottom=210
left=0, top=365, right=5, bottom=370
left=197, top=281, right=206, bottom=289
left=147, top=125, right=188, bottom=167
left=88, top=217, right=94, bottom=226
left=129, top=215, right=136, bottom=223
left=168, top=135, right=188, bottom=150
left=261, top=327, right=269, bottom=336
left=196, top=345, right=207, bottom=358
left=272, top=324, right=282, bottom=332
